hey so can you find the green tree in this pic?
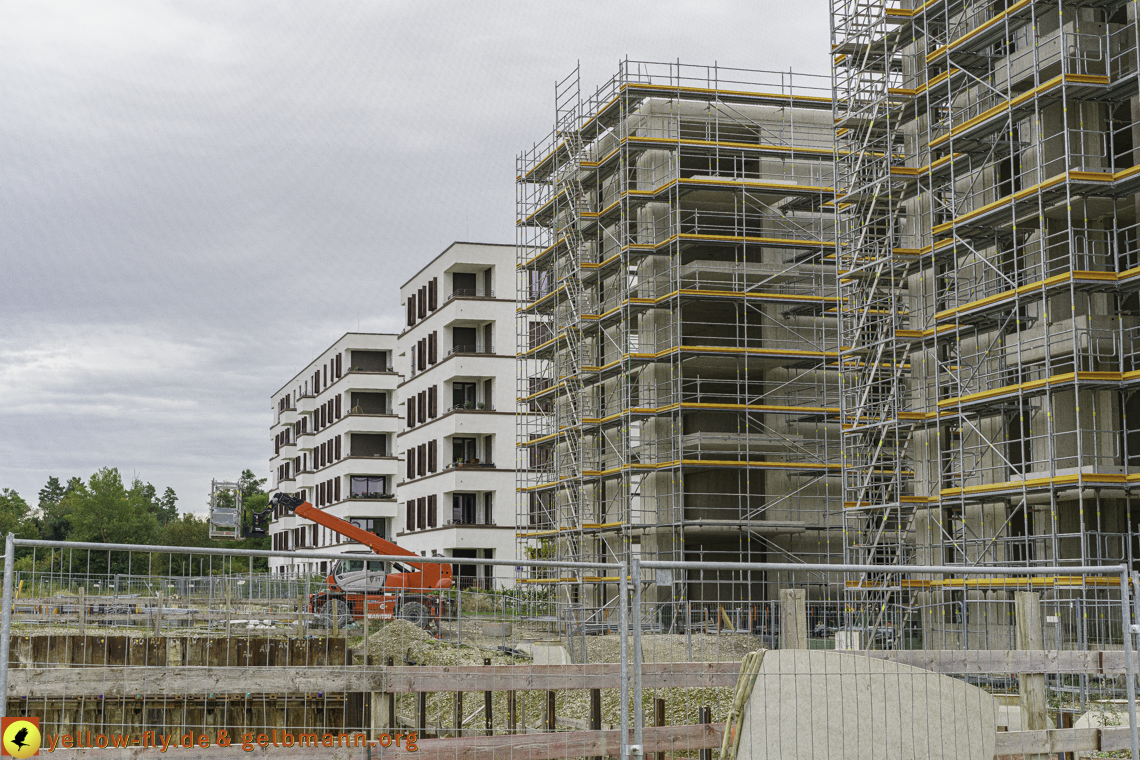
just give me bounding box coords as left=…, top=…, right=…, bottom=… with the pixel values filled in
left=69, top=468, right=159, bottom=545
left=155, top=487, right=179, bottom=526
left=38, top=476, right=82, bottom=540
left=160, top=513, right=212, bottom=547
left=37, top=476, right=65, bottom=513
left=238, top=469, right=267, bottom=499
left=0, top=489, right=31, bottom=537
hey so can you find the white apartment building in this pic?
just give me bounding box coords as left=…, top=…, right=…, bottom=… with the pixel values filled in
left=395, top=242, right=521, bottom=589
left=268, top=333, right=400, bottom=575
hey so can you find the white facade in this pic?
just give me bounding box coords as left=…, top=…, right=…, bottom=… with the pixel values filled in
left=268, top=333, right=399, bottom=575
left=395, top=242, right=521, bottom=589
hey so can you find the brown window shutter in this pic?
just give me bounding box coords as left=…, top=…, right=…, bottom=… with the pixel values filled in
left=428, top=439, right=437, bottom=472
left=406, top=502, right=415, bottom=531
left=407, top=294, right=416, bottom=326
left=334, top=477, right=340, bottom=501
left=417, top=498, right=426, bottom=530
left=417, top=443, right=427, bottom=476
left=429, top=277, right=438, bottom=310
left=407, top=400, right=415, bottom=427
left=336, top=353, right=342, bottom=378
left=418, top=391, right=426, bottom=422
left=428, top=385, right=437, bottom=418
left=335, top=435, right=341, bottom=460
left=428, top=494, right=437, bottom=527
left=428, top=332, right=437, bottom=364
left=418, top=286, right=427, bottom=318
left=407, top=449, right=415, bottom=479
left=335, top=394, right=341, bottom=418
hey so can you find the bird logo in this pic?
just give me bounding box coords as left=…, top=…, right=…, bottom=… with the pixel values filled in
left=1, top=718, right=40, bottom=758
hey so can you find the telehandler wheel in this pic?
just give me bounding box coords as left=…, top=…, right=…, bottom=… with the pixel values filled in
left=398, top=601, right=431, bottom=630
left=319, top=597, right=351, bottom=630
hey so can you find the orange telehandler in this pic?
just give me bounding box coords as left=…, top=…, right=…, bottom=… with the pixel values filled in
left=265, top=493, right=453, bottom=630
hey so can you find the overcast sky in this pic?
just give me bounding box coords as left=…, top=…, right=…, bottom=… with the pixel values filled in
left=0, top=1, right=831, bottom=515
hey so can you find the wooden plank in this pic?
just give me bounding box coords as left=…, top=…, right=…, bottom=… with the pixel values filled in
left=36, top=723, right=725, bottom=760
left=6, top=651, right=1129, bottom=699
left=32, top=725, right=1138, bottom=760
left=8, top=667, right=383, bottom=699
left=383, top=662, right=740, bottom=693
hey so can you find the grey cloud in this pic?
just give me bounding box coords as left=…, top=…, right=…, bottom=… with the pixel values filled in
left=0, top=0, right=830, bottom=511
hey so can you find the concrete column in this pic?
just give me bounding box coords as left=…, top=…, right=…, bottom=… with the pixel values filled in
left=779, top=589, right=808, bottom=649
left=1016, top=590, right=1049, bottom=760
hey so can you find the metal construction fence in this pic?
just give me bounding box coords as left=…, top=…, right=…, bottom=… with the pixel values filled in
left=2, top=537, right=1140, bottom=759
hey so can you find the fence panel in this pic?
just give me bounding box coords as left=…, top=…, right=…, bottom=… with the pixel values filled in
left=1, top=538, right=1138, bottom=759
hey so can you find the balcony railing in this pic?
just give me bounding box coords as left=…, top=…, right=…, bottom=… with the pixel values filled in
left=446, top=461, right=495, bottom=469
left=449, top=403, right=494, bottom=412
left=447, top=288, right=494, bottom=301
left=449, top=345, right=494, bottom=356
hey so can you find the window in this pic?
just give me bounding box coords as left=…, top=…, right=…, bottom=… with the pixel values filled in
left=407, top=294, right=416, bottom=326
left=428, top=332, right=437, bottom=364
left=452, top=326, right=477, bottom=354
left=428, top=439, right=437, bottom=473
left=453, top=271, right=476, bottom=297
left=453, top=382, right=476, bottom=410
left=452, top=437, right=477, bottom=464
left=350, top=476, right=389, bottom=498
left=453, top=493, right=477, bottom=524
left=428, top=386, right=438, bottom=418
left=349, top=517, right=385, bottom=539
left=428, top=494, right=437, bottom=528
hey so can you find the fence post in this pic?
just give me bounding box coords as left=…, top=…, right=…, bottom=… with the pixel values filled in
left=1118, top=568, right=1140, bottom=760
left=1015, top=590, right=1048, bottom=753
left=619, top=561, right=630, bottom=759
left=631, top=556, right=644, bottom=755
left=0, top=533, right=15, bottom=708
left=779, top=588, right=807, bottom=649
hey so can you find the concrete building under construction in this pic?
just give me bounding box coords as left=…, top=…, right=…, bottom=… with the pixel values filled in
left=832, top=0, right=1140, bottom=641
left=515, top=61, right=841, bottom=621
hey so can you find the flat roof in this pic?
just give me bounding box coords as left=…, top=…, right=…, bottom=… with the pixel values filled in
left=272, top=331, right=397, bottom=397
left=400, top=241, right=514, bottom=289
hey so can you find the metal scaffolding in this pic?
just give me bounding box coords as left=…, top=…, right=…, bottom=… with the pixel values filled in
left=516, top=60, right=841, bottom=626
left=833, top=0, right=1140, bottom=644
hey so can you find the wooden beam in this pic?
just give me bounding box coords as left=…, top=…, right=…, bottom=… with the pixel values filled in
left=29, top=725, right=1137, bottom=759
left=6, top=651, right=1129, bottom=699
